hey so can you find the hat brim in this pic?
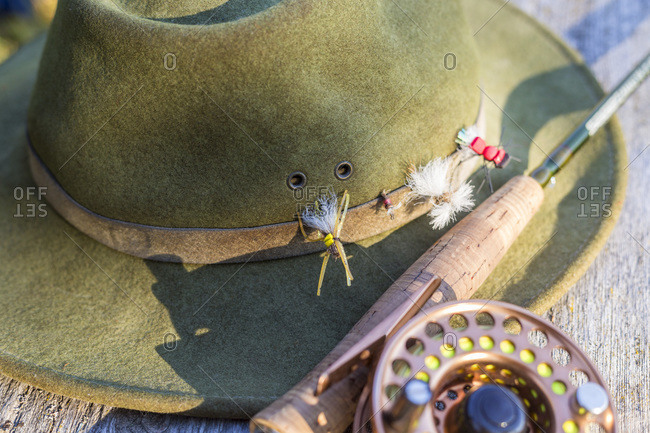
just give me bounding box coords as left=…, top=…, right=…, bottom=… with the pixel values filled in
left=0, top=0, right=626, bottom=419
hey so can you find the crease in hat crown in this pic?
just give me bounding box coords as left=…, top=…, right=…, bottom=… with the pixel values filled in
left=26, top=0, right=482, bottom=263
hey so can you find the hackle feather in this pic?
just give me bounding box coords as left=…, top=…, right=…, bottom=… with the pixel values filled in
left=300, top=190, right=339, bottom=235
left=428, top=181, right=474, bottom=229
left=405, top=157, right=475, bottom=230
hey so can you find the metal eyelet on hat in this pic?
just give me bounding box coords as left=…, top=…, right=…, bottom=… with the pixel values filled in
left=334, top=161, right=353, bottom=180
left=286, top=171, right=307, bottom=190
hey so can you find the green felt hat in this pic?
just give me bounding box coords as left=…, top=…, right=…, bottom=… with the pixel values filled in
left=0, top=0, right=626, bottom=420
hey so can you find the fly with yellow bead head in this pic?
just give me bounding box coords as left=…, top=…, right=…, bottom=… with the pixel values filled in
left=298, top=190, right=353, bottom=295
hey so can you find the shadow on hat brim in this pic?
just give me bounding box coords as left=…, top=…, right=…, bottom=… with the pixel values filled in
left=0, top=0, right=626, bottom=419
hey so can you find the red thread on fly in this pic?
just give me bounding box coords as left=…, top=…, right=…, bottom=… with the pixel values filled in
left=456, top=126, right=518, bottom=194
left=456, top=127, right=510, bottom=168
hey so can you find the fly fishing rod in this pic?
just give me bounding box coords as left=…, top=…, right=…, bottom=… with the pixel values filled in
left=252, top=53, right=650, bottom=433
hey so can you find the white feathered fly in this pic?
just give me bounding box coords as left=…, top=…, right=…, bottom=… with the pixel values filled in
left=298, top=190, right=353, bottom=295
left=406, top=157, right=475, bottom=230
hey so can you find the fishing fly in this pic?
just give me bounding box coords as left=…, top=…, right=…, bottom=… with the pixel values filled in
left=405, top=157, right=475, bottom=230
left=298, top=190, right=354, bottom=295
left=456, top=126, right=510, bottom=168
left=380, top=190, right=402, bottom=219
left=456, top=126, right=516, bottom=193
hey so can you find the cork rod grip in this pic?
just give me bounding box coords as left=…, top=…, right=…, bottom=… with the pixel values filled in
left=251, top=175, right=545, bottom=433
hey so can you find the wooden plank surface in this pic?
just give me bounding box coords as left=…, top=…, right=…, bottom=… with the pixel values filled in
left=1, top=0, right=649, bottom=431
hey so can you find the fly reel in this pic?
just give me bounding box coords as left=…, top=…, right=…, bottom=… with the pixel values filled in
left=354, top=300, right=616, bottom=433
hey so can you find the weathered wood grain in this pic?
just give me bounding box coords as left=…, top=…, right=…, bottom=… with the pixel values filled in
left=0, top=0, right=648, bottom=432
left=517, top=2, right=650, bottom=432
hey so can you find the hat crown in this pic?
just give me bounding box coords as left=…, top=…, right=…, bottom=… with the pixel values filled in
left=28, top=0, right=480, bottom=230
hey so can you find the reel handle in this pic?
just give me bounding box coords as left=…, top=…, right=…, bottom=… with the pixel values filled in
left=251, top=175, right=544, bottom=433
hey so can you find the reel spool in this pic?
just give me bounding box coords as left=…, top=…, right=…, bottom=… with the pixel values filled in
left=354, top=301, right=616, bottom=433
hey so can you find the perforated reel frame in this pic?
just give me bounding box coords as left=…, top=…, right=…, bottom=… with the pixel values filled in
left=356, top=300, right=616, bottom=433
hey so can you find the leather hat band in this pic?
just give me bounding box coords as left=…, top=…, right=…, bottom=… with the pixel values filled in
left=28, top=141, right=433, bottom=263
